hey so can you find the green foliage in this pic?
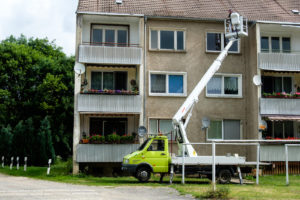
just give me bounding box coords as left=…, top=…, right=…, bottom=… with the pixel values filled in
left=0, top=35, right=74, bottom=161
left=120, top=135, right=134, bottom=143
left=89, top=135, right=105, bottom=144
left=106, top=134, right=121, bottom=143
left=201, top=187, right=229, bottom=199
left=0, top=125, right=12, bottom=158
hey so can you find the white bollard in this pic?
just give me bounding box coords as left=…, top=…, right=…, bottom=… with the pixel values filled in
left=1, top=156, right=4, bottom=168
left=16, top=157, right=19, bottom=170
left=10, top=157, right=14, bottom=170
left=47, top=159, right=52, bottom=175
left=24, top=157, right=27, bottom=172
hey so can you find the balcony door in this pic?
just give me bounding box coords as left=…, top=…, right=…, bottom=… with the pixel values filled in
left=91, top=71, right=127, bottom=91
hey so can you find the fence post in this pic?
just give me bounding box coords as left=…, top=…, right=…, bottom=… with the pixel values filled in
left=16, top=157, right=19, bottom=170
left=10, top=157, right=14, bottom=170
left=1, top=156, right=4, bottom=168
left=47, top=159, right=52, bottom=175
left=24, top=157, right=27, bottom=172
left=212, top=142, right=216, bottom=191
left=182, top=144, right=185, bottom=184
left=285, top=144, right=289, bottom=186
left=256, top=144, right=260, bottom=185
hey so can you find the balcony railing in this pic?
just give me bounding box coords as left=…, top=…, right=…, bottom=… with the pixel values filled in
left=260, top=144, right=300, bottom=161
left=258, top=52, right=300, bottom=71
left=260, top=98, right=300, bottom=115
left=77, top=93, right=142, bottom=113
left=78, top=43, right=142, bottom=65
left=76, top=144, right=140, bottom=162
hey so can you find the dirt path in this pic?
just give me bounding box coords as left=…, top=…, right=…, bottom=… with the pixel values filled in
left=0, top=174, right=195, bottom=200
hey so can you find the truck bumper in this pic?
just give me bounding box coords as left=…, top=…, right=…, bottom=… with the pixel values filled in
left=121, top=164, right=138, bottom=174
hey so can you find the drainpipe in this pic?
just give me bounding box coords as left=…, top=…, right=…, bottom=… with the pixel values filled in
left=143, top=16, right=147, bottom=125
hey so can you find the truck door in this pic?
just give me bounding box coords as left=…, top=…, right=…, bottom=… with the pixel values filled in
left=144, top=139, right=168, bottom=173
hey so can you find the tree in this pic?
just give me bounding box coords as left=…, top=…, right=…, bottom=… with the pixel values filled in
left=0, top=125, right=12, bottom=159
left=0, top=35, right=74, bottom=161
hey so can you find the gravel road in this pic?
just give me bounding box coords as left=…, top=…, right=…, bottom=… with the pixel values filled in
left=0, top=174, right=195, bottom=200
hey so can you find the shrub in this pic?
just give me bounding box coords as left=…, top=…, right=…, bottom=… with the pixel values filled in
left=201, top=187, right=230, bottom=199
left=106, top=134, right=120, bottom=143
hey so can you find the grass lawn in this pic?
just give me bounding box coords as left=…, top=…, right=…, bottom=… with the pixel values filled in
left=1, top=161, right=300, bottom=199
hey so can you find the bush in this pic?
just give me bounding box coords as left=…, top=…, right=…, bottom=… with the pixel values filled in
left=106, top=134, right=120, bottom=143
left=202, top=187, right=230, bottom=199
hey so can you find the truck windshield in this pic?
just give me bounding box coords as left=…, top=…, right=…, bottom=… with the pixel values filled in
left=138, top=138, right=150, bottom=151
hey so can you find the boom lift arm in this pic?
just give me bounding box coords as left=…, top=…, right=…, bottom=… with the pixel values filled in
left=172, top=12, right=247, bottom=157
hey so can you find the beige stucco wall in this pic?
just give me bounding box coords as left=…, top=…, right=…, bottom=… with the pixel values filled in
left=145, top=19, right=255, bottom=157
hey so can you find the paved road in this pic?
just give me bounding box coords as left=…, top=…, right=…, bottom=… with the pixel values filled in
left=0, top=174, right=194, bottom=200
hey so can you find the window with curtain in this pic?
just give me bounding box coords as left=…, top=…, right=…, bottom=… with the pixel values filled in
left=206, top=33, right=239, bottom=52
left=261, top=76, right=292, bottom=94
left=149, top=119, right=174, bottom=140
left=206, top=74, right=241, bottom=97
left=150, top=72, right=186, bottom=96
left=150, top=29, right=185, bottom=51
left=207, top=120, right=241, bottom=140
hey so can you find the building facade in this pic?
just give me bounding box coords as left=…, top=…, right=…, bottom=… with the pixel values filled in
left=73, top=0, right=300, bottom=174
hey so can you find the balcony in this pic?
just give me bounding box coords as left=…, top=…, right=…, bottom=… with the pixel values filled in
left=77, top=94, right=142, bottom=113
left=260, top=144, right=300, bottom=161
left=258, top=52, right=300, bottom=71
left=76, top=144, right=140, bottom=162
left=260, top=98, right=300, bottom=115
left=78, top=43, right=142, bottom=65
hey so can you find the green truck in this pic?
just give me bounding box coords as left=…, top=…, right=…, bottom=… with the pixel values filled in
left=122, top=135, right=251, bottom=183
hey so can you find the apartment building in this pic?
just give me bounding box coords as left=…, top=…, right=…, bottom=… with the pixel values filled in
left=73, top=0, right=300, bottom=174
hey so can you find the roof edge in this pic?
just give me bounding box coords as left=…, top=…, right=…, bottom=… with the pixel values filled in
left=76, top=11, right=144, bottom=17
left=257, top=20, right=300, bottom=25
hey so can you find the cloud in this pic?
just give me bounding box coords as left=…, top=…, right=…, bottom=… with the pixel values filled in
left=0, top=0, right=77, bottom=56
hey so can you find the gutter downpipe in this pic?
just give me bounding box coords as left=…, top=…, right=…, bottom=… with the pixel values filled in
left=143, top=16, right=147, bottom=125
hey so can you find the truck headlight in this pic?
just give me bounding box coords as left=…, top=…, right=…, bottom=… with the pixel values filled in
left=124, top=159, right=129, bottom=164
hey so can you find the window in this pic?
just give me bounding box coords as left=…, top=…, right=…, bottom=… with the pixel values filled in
left=150, top=29, right=185, bottom=51
left=147, top=140, right=165, bottom=151
left=91, top=25, right=128, bottom=46
left=263, top=121, right=294, bottom=139
left=89, top=118, right=128, bottom=136
left=149, top=71, right=186, bottom=96
left=149, top=119, right=174, bottom=140
left=207, top=120, right=241, bottom=140
left=206, top=33, right=239, bottom=53
left=206, top=74, right=242, bottom=97
left=91, top=71, right=127, bottom=90
left=260, top=36, right=291, bottom=53
left=261, top=76, right=292, bottom=94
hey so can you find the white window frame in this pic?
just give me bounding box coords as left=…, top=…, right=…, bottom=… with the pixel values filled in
left=149, top=71, right=187, bottom=97
left=148, top=118, right=175, bottom=140
left=260, top=35, right=291, bottom=53
left=206, top=73, right=242, bottom=98
left=149, top=28, right=186, bottom=51
left=91, top=25, right=128, bottom=46
left=206, top=119, right=242, bottom=141
left=206, top=32, right=240, bottom=53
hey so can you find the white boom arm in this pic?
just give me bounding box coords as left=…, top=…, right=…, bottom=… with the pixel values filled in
left=172, top=39, right=236, bottom=157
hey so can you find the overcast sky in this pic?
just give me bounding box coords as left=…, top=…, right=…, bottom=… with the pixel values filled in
left=0, top=0, right=78, bottom=56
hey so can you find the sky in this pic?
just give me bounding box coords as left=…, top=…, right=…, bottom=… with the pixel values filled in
left=0, top=0, right=78, bottom=56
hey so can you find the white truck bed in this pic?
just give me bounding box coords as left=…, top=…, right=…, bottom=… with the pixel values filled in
left=171, top=156, right=267, bottom=166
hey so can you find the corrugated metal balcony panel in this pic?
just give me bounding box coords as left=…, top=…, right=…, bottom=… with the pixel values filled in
left=78, top=45, right=142, bottom=65
left=76, top=144, right=140, bottom=162
left=77, top=94, right=142, bottom=113
left=260, top=145, right=300, bottom=161
left=260, top=98, right=300, bottom=115
left=258, top=53, right=300, bottom=71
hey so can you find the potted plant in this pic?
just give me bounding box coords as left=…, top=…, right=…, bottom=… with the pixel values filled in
left=106, top=134, right=121, bottom=144
left=81, top=132, right=89, bottom=144
left=89, top=134, right=105, bottom=144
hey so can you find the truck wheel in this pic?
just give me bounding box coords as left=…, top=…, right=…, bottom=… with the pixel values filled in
left=136, top=167, right=151, bottom=182
left=218, top=169, right=232, bottom=184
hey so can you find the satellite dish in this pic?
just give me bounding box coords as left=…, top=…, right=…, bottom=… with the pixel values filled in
left=201, top=117, right=210, bottom=130
left=74, top=62, right=85, bottom=75
left=138, top=126, right=147, bottom=137
left=259, top=119, right=268, bottom=131
left=253, top=75, right=262, bottom=86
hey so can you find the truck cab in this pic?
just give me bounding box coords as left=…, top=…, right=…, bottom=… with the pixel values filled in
left=122, top=136, right=171, bottom=182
